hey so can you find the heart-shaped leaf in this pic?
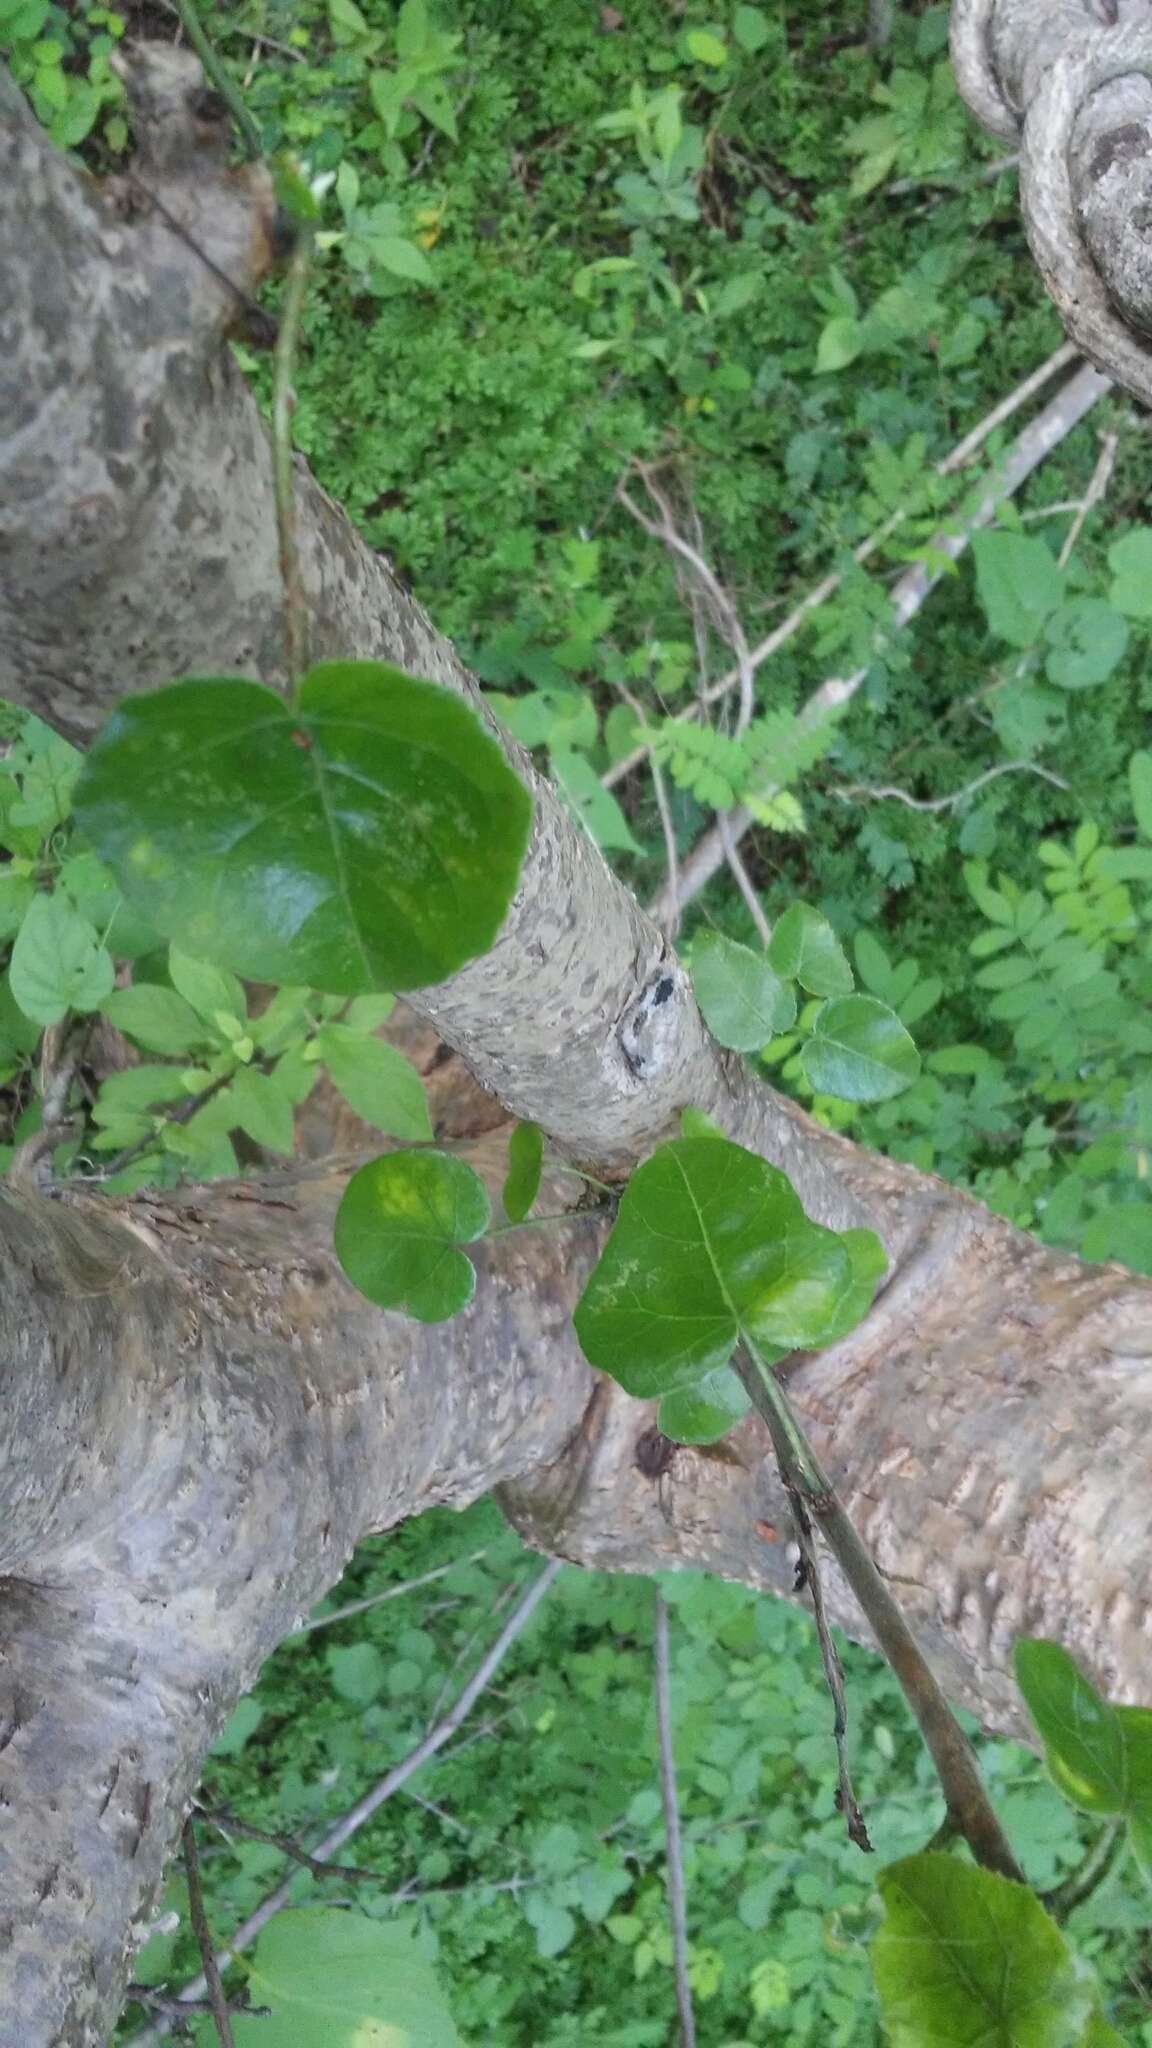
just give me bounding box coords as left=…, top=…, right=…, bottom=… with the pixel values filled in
left=574, top=1136, right=854, bottom=1398
left=1044, top=600, right=1128, bottom=691
left=502, top=1121, right=544, bottom=1223
left=658, top=1366, right=751, bottom=1445
left=73, top=661, right=533, bottom=995
left=801, top=994, right=920, bottom=1101
left=334, top=1150, right=490, bottom=1321
left=693, top=931, right=796, bottom=1050
left=8, top=892, right=115, bottom=1025
left=873, top=1855, right=1096, bottom=2048
left=767, top=902, right=853, bottom=996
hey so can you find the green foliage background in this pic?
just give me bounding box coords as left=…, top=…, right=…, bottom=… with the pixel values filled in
left=4, top=0, right=1152, bottom=2037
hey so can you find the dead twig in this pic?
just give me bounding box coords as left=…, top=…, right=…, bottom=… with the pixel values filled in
left=181, top=1817, right=235, bottom=2048
left=654, top=1590, right=697, bottom=2048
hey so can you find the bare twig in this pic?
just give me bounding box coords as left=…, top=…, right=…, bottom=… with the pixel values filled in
left=603, top=341, right=1082, bottom=795
left=833, top=758, right=1069, bottom=813
left=664, top=359, right=1109, bottom=919
left=717, top=814, right=771, bottom=945
left=734, top=1344, right=1024, bottom=1884
left=291, top=1549, right=488, bottom=1633
left=616, top=468, right=756, bottom=736
left=272, top=231, right=315, bottom=694
left=194, top=1805, right=394, bottom=1888
left=139, top=1559, right=562, bottom=2040
left=654, top=1590, right=697, bottom=2048
left=1057, top=428, right=1119, bottom=568
left=778, top=1481, right=872, bottom=1855
left=181, top=1817, right=235, bottom=2048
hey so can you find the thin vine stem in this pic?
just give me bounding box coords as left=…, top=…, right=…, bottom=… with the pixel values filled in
left=734, top=1342, right=1026, bottom=1885
left=171, top=0, right=263, bottom=159
left=271, top=229, right=315, bottom=697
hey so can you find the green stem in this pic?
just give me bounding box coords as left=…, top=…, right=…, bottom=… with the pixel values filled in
left=1043, top=1819, right=1125, bottom=1922
left=271, top=230, right=315, bottom=697
left=734, top=1342, right=1026, bottom=1886
left=172, top=0, right=263, bottom=160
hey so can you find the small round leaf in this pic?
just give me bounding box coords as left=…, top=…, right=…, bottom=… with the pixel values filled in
left=767, top=902, right=854, bottom=996
left=693, top=931, right=796, bottom=1050
left=801, top=994, right=920, bottom=1102
left=1043, top=600, right=1128, bottom=690
left=334, top=1150, right=490, bottom=1322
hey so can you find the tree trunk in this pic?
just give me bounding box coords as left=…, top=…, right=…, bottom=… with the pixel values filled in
left=2, top=48, right=1151, bottom=2046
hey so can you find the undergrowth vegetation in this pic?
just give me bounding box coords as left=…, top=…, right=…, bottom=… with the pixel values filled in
left=5, top=0, right=1152, bottom=2037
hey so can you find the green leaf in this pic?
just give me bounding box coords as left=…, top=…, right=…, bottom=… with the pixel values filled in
left=801, top=995, right=920, bottom=1102
left=8, top=893, right=114, bottom=1025
left=167, top=946, right=247, bottom=1028
left=503, top=1120, right=544, bottom=1223
left=732, top=5, right=770, bottom=53
left=692, top=932, right=796, bottom=1050
left=315, top=1023, right=432, bottom=1140
left=1107, top=527, right=1152, bottom=619
left=658, top=1365, right=751, bottom=1444
left=972, top=530, right=1066, bottom=648
left=573, top=1136, right=853, bottom=1398
left=214, top=1907, right=460, bottom=2047
left=92, top=1066, right=192, bottom=1121
left=1131, top=750, right=1152, bottom=840
left=814, top=1227, right=887, bottom=1344
left=768, top=903, right=853, bottom=996
left=344, top=993, right=396, bottom=1031
left=73, top=662, right=532, bottom=996
left=550, top=746, right=643, bottom=854
left=1116, top=1706, right=1152, bottom=1882
left=374, top=236, right=436, bottom=285
left=686, top=28, right=728, bottom=65
left=251, top=986, right=313, bottom=1055
left=327, top=0, right=369, bottom=40
left=815, top=314, right=863, bottom=373
left=228, top=1067, right=296, bottom=1154
left=680, top=1105, right=725, bottom=1141
left=56, top=851, right=162, bottom=959
left=101, top=983, right=210, bottom=1055
left=873, top=1854, right=1095, bottom=2048
left=1044, top=600, right=1128, bottom=690
left=1014, top=1639, right=1128, bottom=1815
left=326, top=1641, right=386, bottom=1705
left=334, top=1150, right=490, bottom=1321
left=0, top=868, right=34, bottom=942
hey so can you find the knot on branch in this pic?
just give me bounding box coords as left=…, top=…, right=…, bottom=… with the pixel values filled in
left=951, top=0, right=1152, bottom=405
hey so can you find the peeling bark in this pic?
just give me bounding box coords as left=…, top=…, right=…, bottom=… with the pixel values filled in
left=1, top=46, right=1152, bottom=2045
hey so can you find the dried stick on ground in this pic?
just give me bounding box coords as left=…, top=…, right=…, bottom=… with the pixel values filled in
left=603, top=340, right=1082, bottom=794
left=654, top=1590, right=697, bottom=2048
left=659, top=359, right=1109, bottom=923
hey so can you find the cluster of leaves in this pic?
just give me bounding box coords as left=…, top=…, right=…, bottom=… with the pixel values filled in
left=0, top=0, right=127, bottom=152
left=848, top=755, right=1152, bottom=1275
left=0, top=676, right=525, bottom=1186
left=694, top=902, right=921, bottom=1109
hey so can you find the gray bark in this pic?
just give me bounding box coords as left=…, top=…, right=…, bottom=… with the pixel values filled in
left=1, top=45, right=1152, bottom=2045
